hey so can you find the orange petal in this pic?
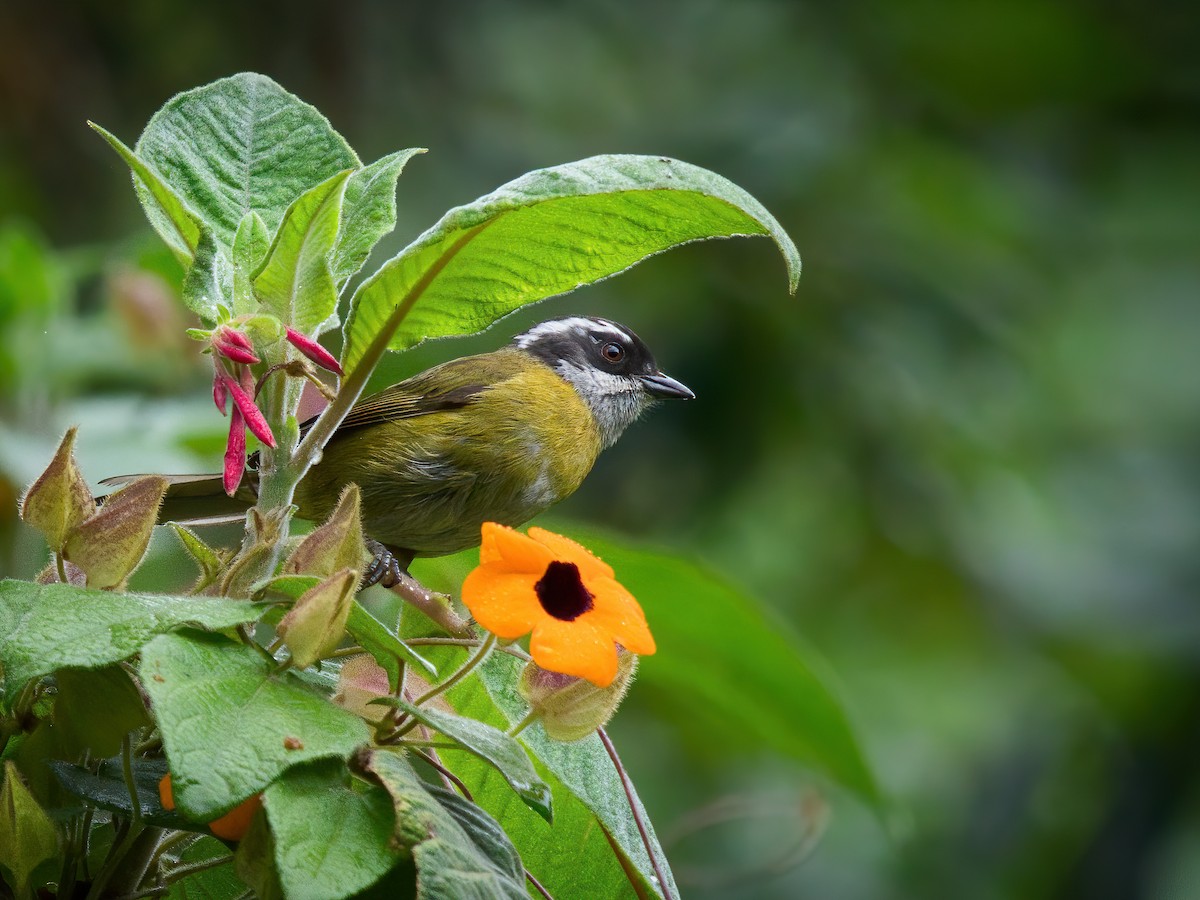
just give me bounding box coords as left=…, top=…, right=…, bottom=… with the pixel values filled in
left=480, top=523, right=554, bottom=573
left=585, top=577, right=656, bottom=655
left=529, top=617, right=620, bottom=687
left=528, top=528, right=613, bottom=580
left=461, top=568, right=543, bottom=638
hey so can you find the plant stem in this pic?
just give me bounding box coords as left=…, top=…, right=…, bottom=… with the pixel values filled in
left=525, top=869, right=556, bottom=900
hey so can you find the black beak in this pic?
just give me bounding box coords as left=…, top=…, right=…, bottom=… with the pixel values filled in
left=639, top=372, right=695, bottom=400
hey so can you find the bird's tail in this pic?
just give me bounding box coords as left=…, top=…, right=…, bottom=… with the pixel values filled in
left=99, top=474, right=257, bottom=526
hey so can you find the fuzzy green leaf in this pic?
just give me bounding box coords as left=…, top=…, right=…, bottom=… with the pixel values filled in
left=398, top=620, right=670, bottom=899
left=340, top=154, right=801, bottom=377
left=346, top=601, right=438, bottom=681
left=365, top=750, right=528, bottom=899
left=134, top=73, right=359, bottom=251
left=233, top=211, right=270, bottom=316
left=424, top=784, right=524, bottom=884
left=54, top=666, right=150, bottom=758
left=254, top=169, right=352, bottom=335
left=0, top=580, right=273, bottom=703
left=332, top=149, right=426, bottom=287
left=0, top=760, right=59, bottom=895
left=463, top=655, right=676, bottom=899
left=262, top=758, right=399, bottom=900
left=379, top=698, right=552, bottom=824
left=139, top=631, right=370, bottom=820
left=180, top=226, right=232, bottom=319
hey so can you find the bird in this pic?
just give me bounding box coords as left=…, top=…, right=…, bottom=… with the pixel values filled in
left=108, top=316, right=693, bottom=586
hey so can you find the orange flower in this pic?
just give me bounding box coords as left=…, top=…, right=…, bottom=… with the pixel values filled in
left=461, top=524, right=655, bottom=687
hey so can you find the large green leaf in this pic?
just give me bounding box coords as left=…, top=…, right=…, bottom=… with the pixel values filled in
left=366, top=750, right=528, bottom=899
left=381, top=697, right=552, bottom=823
left=139, top=631, right=371, bottom=820
left=0, top=579, right=272, bottom=703
left=134, top=73, right=359, bottom=251
left=253, top=169, right=352, bottom=335
left=332, top=149, right=427, bottom=288
left=339, top=154, right=801, bottom=377
left=263, top=759, right=399, bottom=900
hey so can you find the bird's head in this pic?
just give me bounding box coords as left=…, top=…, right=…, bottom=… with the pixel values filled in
left=513, top=317, right=694, bottom=448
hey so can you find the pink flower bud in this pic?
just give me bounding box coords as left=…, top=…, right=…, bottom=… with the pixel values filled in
left=224, top=407, right=246, bottom=496
left=222, top=374, right=276, bottom=449
left=213, top=371, right=228, bottom=414
left=286, top=328, right=343, bottom=376
left=212, top=326, right=260, bottom=365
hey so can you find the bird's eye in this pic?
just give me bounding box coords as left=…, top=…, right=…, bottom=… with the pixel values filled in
left=600, top=342, right=625, bottom=363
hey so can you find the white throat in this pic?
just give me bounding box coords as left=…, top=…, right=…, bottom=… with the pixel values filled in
left=554, top=361, right=650, bottom=449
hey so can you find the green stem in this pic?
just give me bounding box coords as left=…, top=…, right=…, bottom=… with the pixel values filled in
left=56, top=552, right=68, bottom=583
left=412, top=633, right=495, bottom=708
left=506, top=709, right=540, bottom=738
left=162, top=853, right=234, bottom=884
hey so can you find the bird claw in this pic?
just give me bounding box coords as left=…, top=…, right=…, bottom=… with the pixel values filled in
left=361, top=537, right=471, bottom=636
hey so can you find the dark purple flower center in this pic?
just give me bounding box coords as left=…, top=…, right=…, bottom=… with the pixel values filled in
left=535, top=561, right=594, bottom=621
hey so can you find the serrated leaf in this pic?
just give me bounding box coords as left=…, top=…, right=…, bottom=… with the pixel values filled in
left=63, top=475, right=168, bottom=590
left=365, top=750, right=527, bottom=899
left=254, top=169, right=352, bottom=335
left=139, top=631, right=370, bottom=820
left=332, top=149, right=426, bottom=287
left=135, top=73, right=359, bottom=251
left=0, top=579, right=273, bottom=703
left=346, top=602, right=438, bottom=682
left=262, top=758, right=399, bottom=900
left=180, top=226, right=231, bottom=320
left=19, top=425, right=95, bottom=552
left=380, top=698, right=551, bottom=823
left=0, top=760, right=59, bottom=895
left=53, top=665, right=150, bottom=758
left=340, top=154, right=801, bottom=377
left=89, top=123, right=201, bottom=265
left=233, top=211, right=270, bottom=316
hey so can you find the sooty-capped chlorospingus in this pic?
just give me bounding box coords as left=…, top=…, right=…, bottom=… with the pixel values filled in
left=136, top=317, right=693, bottom=585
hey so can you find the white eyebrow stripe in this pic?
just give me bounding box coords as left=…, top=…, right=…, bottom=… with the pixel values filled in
left=514, top=317, right=630, bottom=348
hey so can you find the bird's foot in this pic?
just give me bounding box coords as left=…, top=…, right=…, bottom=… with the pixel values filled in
left=362, top=539, right=472, bottom=636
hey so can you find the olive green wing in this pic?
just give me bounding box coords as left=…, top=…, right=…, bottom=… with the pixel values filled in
left=303, top=349, right=529, bottom=434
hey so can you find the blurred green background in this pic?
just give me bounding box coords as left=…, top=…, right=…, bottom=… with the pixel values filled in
left=2, top=1, right=1198, bottom=897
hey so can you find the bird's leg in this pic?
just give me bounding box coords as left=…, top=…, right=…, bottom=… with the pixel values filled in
left=362, top=538, right=472, bottom=636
